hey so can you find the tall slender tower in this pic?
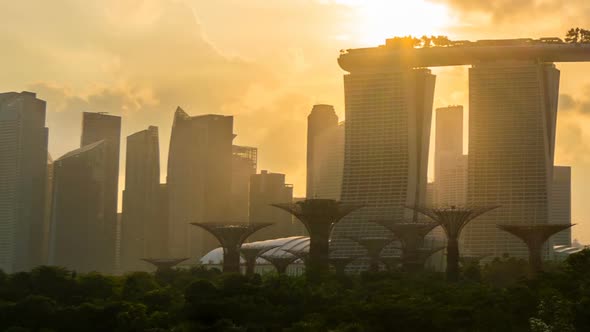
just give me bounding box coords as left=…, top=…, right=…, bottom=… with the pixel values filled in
left=434, top=106, right=467, bottom=206
left=464, top=61, right=560, bottom=258
left=50, top=141, right=108, bottom=272
left=310, top=122, right=345, bottom=200
left=332, top=65, right=436, bottom=256
left=121, top=126, right=161, bottom=271
left=306, top=105, right=338, bottom=198
left=167, top=108, right=234, bottom=259
left=80, top=112, right=121, bottom=272
left=0, top=91, right=48, bottom=272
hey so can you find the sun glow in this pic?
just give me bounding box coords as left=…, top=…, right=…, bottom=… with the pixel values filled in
left=337, top=0, right=454, bottom=46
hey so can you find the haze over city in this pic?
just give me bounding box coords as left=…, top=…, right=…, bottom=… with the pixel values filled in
left=2, top=1, right=590, bottom=330
left=2, top=0, right=589, bottom=244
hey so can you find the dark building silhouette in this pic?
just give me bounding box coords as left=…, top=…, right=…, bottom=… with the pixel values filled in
left=81, top=112, right=121, bottom=272
left=49, top=141, right=110, bottom=273
left=306, top=105, right=338, bottom=199
left=550, top=166, right=572, bottom=247
left=42, top=155, right=54, bottom=265
left=167, top=108, right=234, bottom=259
left=0, top=91, right=49, bottom=273
left=121, top=126, right=162, bottom=272
left=231, top=145, right=257, bottom=222
left=249, top=170, right=297, bottom=241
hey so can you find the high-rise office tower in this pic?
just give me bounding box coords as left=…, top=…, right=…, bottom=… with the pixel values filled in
left=49, top=141, right=109, bottom=272
left=306, top=105, right=338, bottom=198
left=550, top=166, right=572, bottom=247
left=249, top=170, right=298, bottom=241
left=121, top=126, right=162, bottom=271
left=231, top=145, right=257, bottom=222
left=42, top=154, right=54, bottom=265
left=167, top=108, right=234, bottom=259
left=0, top=91, right=49, bottom=273
left=80, top=112, right=121, bottom=272
left=464, top=61, right=560, bottom=258
left=332, top=67, right=436, bottom=253
left=434, top=106, right=467, bottom=206
left=309, top=121, right=345, bottom=200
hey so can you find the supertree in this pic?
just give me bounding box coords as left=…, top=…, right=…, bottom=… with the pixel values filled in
left=190, top=223, right=273, bottom=273
left=497, top=224, right=574, bottom=277
left=406, top=205, right=499, bottom=281
left=348, top=236, right=395, bottom=272
left=260, top=252, right=300, bottom=275
left=240, top=244, right=278, bottom=276
left=140, top=258, right=189, bottom=273
left=375, top=220, right=438, bottom=272
left=271, top=199, right=363, bottom=279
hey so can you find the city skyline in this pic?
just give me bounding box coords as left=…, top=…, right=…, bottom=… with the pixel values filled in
left=1, top=2, right=589, bottom=247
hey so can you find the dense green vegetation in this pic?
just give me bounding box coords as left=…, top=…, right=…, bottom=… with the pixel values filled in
left=1, top=250, right=589, bottom=331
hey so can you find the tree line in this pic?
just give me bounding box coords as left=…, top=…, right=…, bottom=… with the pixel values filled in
left=0, top=249, right=589, bottom=331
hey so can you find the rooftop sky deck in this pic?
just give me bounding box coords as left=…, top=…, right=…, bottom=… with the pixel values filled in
left=338, top=38, right=590, bottom=72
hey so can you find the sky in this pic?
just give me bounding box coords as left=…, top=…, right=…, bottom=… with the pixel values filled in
left=1, top=0, right=590, bottom=243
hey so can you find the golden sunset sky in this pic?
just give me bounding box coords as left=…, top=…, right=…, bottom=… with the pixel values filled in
left=1, top=0, right=589, bottom=243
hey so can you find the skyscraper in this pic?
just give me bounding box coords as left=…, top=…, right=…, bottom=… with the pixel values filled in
left=434, top=106, right=467, bottom=206
left=464, top=61, right=560, bottom=258
left=306, top=104, right=338, bottom=198
left=0, top=91, right=49, bottom=273
left=309, top=121, right=344, bottom=200
left=167, top=108, right=234, bottom=259
left=121, top=126, right=162, bottom=271
left=550, top=166, right=572, bottom=247
left=231, top=145, right=257, bottom=222
left=49, top=141, right=109, bottom=272
left=249, top=170, right=297, bottom=241
left=333, top=66, right=436, bottom=254
left=81, top=112, right=121, bottom=272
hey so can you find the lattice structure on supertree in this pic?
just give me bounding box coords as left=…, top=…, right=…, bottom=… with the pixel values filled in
left=271, top=199, right=363, bottom=279
left=374, top=220, right=439, bottom=271
left=141, top=258, right=189, bottom=272
left=260, top=253, right=300, bottom=275
left=406, top=205, right=499, bottom=281
left=240, top=244, right=278, bottom=276
left=348, top=236, right=395, bottom=272
left=497, top=224, right=574, bottom=277
left=190, top=222, right=273, bottom=273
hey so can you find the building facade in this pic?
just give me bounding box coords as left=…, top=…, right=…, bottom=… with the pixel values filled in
left=433, top=106, right=467, bottom=207
left=464, top=61, right=560, bottom=258
left=309, top=121, right=344, bottom=200
left=231, top=145, right=257, bottom=222
left=49, top=141, right=109, bottom=272
left=80, top=112, right=121, bottom=272
left=121, top=126, right=162, bottom=272
left=0, top=91, right=49, bottom=273
left=249, top=170, right=298, bottom=241
left=332, top=67, right=436, bottom=255
left=306, top=105, right=339, bottom=198
left=550, top=166, right=572, bottom=247
left=167, top=108, right=234, bottom=259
